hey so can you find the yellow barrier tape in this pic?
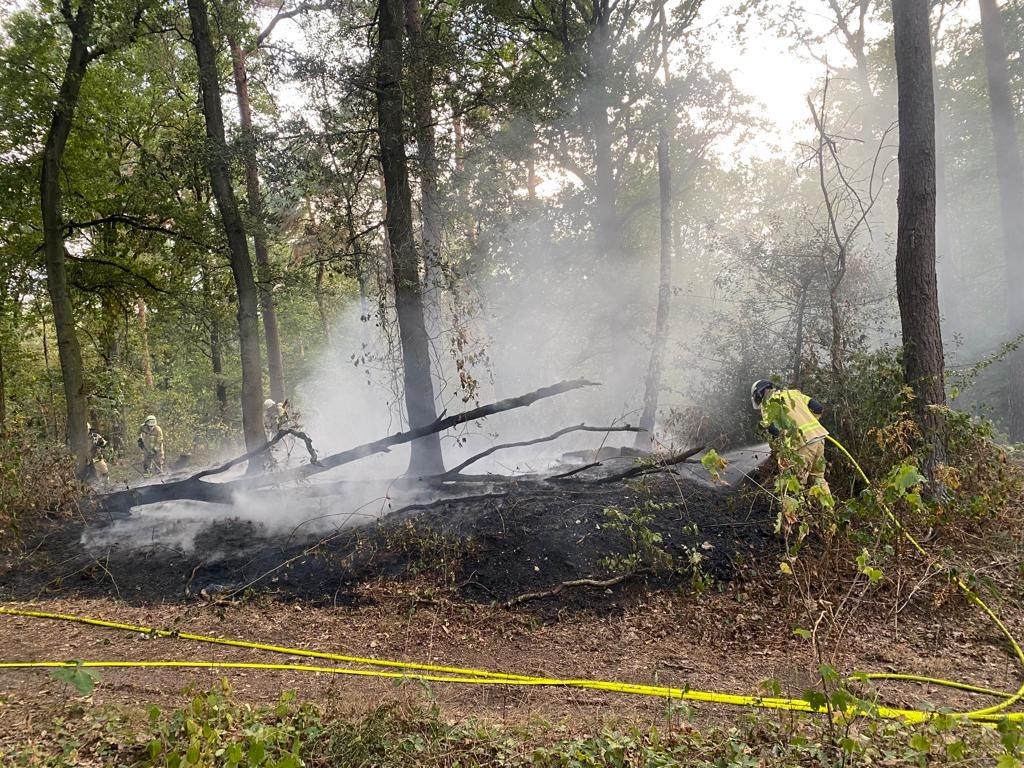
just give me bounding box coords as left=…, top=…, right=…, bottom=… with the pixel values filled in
left=3, top=656, right=1021, bottom=724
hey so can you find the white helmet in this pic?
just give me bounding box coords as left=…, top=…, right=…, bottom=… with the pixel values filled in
left=144, top=415, right=157, bottom=426
left=750, top=380, right=775, bottom=411
left=264, top=399, right=276, bottom=410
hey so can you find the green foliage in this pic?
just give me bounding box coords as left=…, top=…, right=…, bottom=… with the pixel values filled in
left=5, top=684, right=1022, bottom=767
left=599, top=503, right=673, bottom=575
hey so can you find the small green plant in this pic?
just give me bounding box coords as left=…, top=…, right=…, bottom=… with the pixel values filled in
left=49, top=662, right=98, bottom=697
left=599, top=503, right=673, bottom=575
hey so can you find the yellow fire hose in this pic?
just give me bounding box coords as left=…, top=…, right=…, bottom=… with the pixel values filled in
left=0, top=435, right=1021, bottom=724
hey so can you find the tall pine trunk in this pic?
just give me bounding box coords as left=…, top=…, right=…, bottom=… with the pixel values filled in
left=893, top=0, right=947, bottom=471
left=403, top=0, right=442, bottom=290
left=636, top=10, right=674, bottom=450
left=635, top=124, right=673, bottom=450
left=229, top=39, right=286, bottom=402
left=40, top=0, right=95, bottom=476
left=978, top=0, right=1024, bottom=439
left=188, top=0, right=266, bottom=459
left=376, top=0, right=444, bottom=475
left=586, top=17, right=616, bottom=260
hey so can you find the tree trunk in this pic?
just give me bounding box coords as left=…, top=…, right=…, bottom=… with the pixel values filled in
left=792, top=280, right=808, bottom=387
left=188, top=0, right=266, bottom=458
left=229, top=39, right=286, bottom=402
left=40, top=0, right=95, bottom=476
left=137, top=299, right=154, bottom=389
left=403, top=0, right=443, bottom=289
left=979, top=0, right=1024, bottom=440
left=585, top=21, right=616, bottom=260
left=315, top=261, right=331, bottom=341
left=376, top=0, right=445, bottom=475
left=0, top=338, right=6, bottom=438
left=892, top=0, right=947, bottom=469
left=635, top=123, right=673, bottom=450
left=204, top=269, right=227, bottom=415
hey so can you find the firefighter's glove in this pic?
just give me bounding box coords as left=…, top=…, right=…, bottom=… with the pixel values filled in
left=137, top=437, right=145, bottom=450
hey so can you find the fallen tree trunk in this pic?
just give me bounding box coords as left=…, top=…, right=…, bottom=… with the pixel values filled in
left=97, top=379, right=597, bottom=512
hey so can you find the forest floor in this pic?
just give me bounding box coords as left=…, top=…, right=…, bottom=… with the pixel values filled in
left=1, top=452, right=1023, bottom=756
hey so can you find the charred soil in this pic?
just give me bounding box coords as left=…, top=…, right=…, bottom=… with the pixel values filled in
left=0, top=472, right=777, bottom=610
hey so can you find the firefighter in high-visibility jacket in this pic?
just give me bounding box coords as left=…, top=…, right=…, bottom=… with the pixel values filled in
left=750, top=379, right=831, bottom=498
left=137, top=414, right=165, bottom=475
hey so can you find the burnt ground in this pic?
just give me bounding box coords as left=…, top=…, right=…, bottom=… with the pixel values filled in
left=0, top=464, right=777, bottom=609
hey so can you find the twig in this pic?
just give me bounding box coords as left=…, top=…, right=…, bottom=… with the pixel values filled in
left=503, top=573, right=633, bottom=607
left=548, top=461, right=604, bottom=480
left=194, top=429, right=320, bottom=480
left=589, top=446, right=704, bottom=485
left=441, top=424, right=641, bottom=477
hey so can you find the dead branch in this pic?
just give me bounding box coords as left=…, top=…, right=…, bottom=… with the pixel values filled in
left=194, top=429, right=319, bottom=480
left=441, top=424, right=641, bottom=478
left=503, top=574, right=632, bottom=607
left=547, top=461, right=604, bottom=480
left=588, top=446, right=704, bottom=484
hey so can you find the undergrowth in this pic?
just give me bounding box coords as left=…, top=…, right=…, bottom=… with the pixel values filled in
left=2, top=681, right=1020, bottom=767
left=0, top=429, right=80, bottom=551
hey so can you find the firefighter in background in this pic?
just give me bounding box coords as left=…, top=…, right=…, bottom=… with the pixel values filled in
left=750, top=379, right=831, bottom=498
left=263, top=399, right=302, bottom=466
left=263, top=399, right=285, bottom=440
left=138, top=414, right=164, bottom=475
left=87, top=422, right=109, bottom=486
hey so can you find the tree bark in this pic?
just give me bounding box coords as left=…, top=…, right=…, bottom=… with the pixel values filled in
left=0, top=337, right=6, bottom=438
left=585, top=13, right=616, bottom=260
left=403, top=0, right=443, bottom=290
left=40, top=0, right=95, bottom=476
left=137, top=299, right=154, bottom=389
left=978, top=0, right=1024, bottom=440
left=635, top=124, right=673, bottom=450
left=229, top=38, right=286, bottom=402
left=635, top=10, right=673, bottom=450
left=203, top=268, right=227, bottom=414
left=892, top=0, right=947, bottom=468
left=376, top=0, right=445, bottom=476
left=188, top=0, right=266, bottom=458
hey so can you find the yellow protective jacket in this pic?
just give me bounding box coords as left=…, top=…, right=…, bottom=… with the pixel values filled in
left=139, top=424, right=164, bottom=458
left=759, top=389, right=828, bottom=449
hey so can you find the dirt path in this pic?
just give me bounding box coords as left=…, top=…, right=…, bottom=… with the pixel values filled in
left=1, top=565, right=1021, bottom=741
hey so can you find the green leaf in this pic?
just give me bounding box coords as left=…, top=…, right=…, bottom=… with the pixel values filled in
left=909, top=732, right=931, bottom=754
left=249, top=740, right=266, bottom=765
left=700, top=449, right=727, bottom=482
left=945, top=740, right=966, bottom=761
left=792, top=628, right=812, bottom=640
left=50, top=663, right=98, bottom=695
left=996, top=753, right=1019, bottom=768
left=803, top=689, right=828, bottom=711
left=186, top=744, right=200, bottom=764
left=894, top=464, right=924, bottom=493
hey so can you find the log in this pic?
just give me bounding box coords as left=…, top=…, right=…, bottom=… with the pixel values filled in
left=97, top=379, right=597, bottom=513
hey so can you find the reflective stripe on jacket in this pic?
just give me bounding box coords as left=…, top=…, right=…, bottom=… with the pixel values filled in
left=760, top=389, right=828, bottom=448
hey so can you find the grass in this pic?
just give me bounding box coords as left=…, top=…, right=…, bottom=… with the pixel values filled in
left=3, top=680, right=1021, bottom=767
